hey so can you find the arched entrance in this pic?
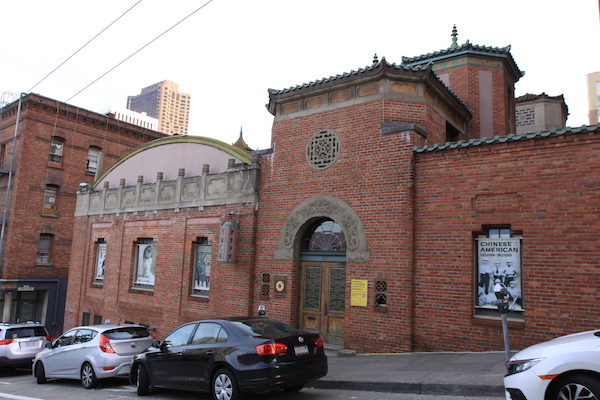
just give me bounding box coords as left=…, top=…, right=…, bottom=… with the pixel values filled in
left=299, top=219, right=346, bottom=346
left=274, top=195, right=370, bottom=346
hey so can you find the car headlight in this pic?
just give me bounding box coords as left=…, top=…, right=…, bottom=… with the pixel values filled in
left=507, top=358, right=543, bottom=375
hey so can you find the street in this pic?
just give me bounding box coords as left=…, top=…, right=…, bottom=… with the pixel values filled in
left=0, top=368, right=505, bottom=400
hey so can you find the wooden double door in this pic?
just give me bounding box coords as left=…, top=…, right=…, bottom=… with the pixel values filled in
left=299, top=262, right=345, bottom=346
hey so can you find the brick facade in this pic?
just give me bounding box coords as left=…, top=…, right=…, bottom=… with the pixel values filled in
left=0, top=94, right=164, bottom=336
left=63, top=40, right=600, bottom=354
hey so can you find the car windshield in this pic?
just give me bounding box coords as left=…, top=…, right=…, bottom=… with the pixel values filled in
left=103, top=326, right=149, bottom=340
left=5, top=327, right=48, bottom=339
left=230, top=319, right=299, bottom=336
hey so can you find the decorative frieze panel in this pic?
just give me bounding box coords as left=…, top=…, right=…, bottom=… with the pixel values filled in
left=76, top=163, right=259, bottom=216
left=275, top=195, right=370, bottom=262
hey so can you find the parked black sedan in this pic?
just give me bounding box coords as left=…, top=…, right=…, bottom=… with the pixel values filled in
left=129, top=316, right=327, bottom=400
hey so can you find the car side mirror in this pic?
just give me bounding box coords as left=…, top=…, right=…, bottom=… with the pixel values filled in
left=45, top=342, right=53, bottom=349
left=152, top=340, right=161, bottom=348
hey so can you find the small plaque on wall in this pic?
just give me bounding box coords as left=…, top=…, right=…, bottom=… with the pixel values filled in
left=351, top=279, right=368, bottom=307
left=274, top=276, right=287, bottom=298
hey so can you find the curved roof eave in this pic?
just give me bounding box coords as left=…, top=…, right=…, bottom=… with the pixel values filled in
left=94, top=135, right=252, bottom=187
left=402, top=42, right=524, bottom=82
left=267, top=58, right=472, bottom=117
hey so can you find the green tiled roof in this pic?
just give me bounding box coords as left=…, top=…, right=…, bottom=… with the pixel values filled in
left=267, top=57, right=472, bottom=115
left=414, top=124, right=600, bottom=153
left=401, top=41, right=524, bottom=81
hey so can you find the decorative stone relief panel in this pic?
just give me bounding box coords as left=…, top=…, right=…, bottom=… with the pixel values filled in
left=228, top=171, right=243, bottom=192
left=106, top=193, right=118, bottom=209
left=207, top=178, right=226, bottom=197
left=182, top=181, right=200, bottom=200
left=140, top=187, right=155, bottom=204
left=159, top=183, right=176, bottom=203
left=122, top=190, right=136, bottom=206
left=275, top=195, right=369, bottom=262
left=90, top=194, right=102, bottom=211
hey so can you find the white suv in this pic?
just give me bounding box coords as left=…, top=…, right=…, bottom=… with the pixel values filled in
left=504, top=329, right=600, bottom=400
left=0, top=322, right=51, bottom=368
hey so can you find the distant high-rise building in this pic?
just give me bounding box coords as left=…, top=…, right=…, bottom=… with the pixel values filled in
left=586, top=71, right=600, bottom=125
left=127, top=80, right=190, bottom=135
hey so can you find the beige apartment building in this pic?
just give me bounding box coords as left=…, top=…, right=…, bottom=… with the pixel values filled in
left=587, top=71, right=600, bottom=125
left=127, top=80, right=190, bottom=135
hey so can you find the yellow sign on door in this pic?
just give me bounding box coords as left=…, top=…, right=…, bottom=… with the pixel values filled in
left=350, top=279, right=368, bottom=307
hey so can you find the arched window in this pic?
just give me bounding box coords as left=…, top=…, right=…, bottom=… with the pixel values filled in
left=302, top=219, right=346, bottom=252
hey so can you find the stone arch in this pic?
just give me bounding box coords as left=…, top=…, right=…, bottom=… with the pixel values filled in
left=274, top=195, right=369, bottom=262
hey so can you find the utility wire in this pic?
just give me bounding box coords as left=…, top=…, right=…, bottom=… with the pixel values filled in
left=66, top=0, right=215, bottom=103
left=27, top=0, right=144, bottom=93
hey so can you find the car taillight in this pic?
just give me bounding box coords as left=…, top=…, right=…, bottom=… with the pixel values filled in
left=315, top=337, right=324, bottom=348
left=256, top=343, right=287, bottom=356
left=99, top=334, right=115, bottom=353
left=45, top=336, right=53, bottom=341
left=0, top=339, right=13, bottom=345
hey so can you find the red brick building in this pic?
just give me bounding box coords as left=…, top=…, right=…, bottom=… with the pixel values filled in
left=65, top=34, right=600, bottom=353
left=0, top=93, right=164, bottom=336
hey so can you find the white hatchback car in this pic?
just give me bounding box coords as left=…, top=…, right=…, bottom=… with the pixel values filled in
left=504, top=329, right=600, bottom=400
left=0, top=322, right=51, bottom=368
left=33, top=324, right=154, bottom=388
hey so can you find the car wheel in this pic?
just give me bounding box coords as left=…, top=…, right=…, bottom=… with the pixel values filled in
left=212, top=368, right=241, bottom=400
left=35, top=362, right=46, bottom=384
left=136, top=364, right=150, bottom=396
left=283, top=383, right=306, bottom=393
left=552, top=374, right=600, bottom=400
left=80, top=362, right=98, bottom=389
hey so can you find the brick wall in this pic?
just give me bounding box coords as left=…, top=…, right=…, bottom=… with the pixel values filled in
left=254, top=99, right=438, bottom=353
left=0, top=94, right=164, bottom=332
left=65, top=199, right=258, bottom=338
left=413, top=129, right=600, bottom=351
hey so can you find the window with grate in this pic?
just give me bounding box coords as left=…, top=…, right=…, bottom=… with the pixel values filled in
left=375, top=280, right=387, bottom=307
left=261, top=273, right=270, bottom=296
left=306, top=129, right=341, bottom=170
left=303, top=219, right=346, bottom=252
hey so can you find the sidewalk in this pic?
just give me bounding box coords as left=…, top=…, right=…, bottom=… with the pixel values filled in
left=312, top=349, right=509, bottom=397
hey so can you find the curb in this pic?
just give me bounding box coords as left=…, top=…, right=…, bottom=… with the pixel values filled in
left=311, top=380, right=505, bottom=396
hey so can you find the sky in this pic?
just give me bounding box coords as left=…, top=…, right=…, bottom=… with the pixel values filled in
left=1, top=0, right=599, bottom=151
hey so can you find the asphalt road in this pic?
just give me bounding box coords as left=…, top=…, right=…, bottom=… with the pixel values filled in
left=0, top=368, right=505, bottom=400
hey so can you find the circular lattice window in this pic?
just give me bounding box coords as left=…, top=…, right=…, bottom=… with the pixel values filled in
left=306, top=129, right=341, bottom=170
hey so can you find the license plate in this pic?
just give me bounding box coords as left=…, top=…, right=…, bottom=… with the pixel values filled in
left=294, top=345, right=308, bottom=356
left=20, top=341, right=37, bottom=348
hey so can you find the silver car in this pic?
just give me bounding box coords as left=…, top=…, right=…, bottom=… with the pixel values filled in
left=0, top=322, right=51, bottom=368
left=33, top=324, right=153, bottom=388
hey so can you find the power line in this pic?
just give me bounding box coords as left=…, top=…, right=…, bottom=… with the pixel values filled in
left=27, top=0, right=144, bottom=93
left=66, top=0, right=215, bottom=103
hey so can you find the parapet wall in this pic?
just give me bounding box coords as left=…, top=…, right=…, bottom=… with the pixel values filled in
left=75, top=162, right=259, bottom=216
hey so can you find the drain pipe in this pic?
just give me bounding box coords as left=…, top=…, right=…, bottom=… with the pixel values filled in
left=0, top=94, right=24, bottom=265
